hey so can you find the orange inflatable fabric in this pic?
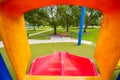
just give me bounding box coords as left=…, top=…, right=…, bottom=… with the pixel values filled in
left=0, top=0, right=120, bottom=80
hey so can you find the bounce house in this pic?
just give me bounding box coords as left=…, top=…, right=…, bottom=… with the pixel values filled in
left=0, top=0, right=120, bottom=80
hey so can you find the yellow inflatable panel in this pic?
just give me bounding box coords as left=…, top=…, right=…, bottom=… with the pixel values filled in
left=0, top=11, right=31, bottom=80
left=117, top=60, right=120, bottom=67
left=26, top=75, right=100, bottom=80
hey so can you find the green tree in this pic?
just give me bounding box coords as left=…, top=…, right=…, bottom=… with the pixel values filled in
left=57, top=5, right=74, bottom=32
left=46, top=6, right=60, bottom=35
left=57, top=5, right=81, bottom=32
left=24, top=8, right=49, bottom=30
left=37, top=8, right=49, bottom=27
left=64, top=6, right=73, bottom=32
left=24, top=9, right=39, bottom=30
left=84, top=8, right=102, bottom=32
left=71, top=6, right=81, bottom=27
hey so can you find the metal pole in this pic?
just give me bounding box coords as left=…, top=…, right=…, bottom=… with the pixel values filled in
left=78, top=6, right=86, bottom=46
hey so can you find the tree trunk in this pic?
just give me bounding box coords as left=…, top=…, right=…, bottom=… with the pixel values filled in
left=33, top=26, right=36, bottom=31
left=92, top=24, right=94, bottom=28
left=29, top=26, right=30, bottom=30
left=37, top=25, right=39, bottom=28
left=54, top=26, right=57, bottom=35
left=84, top=22, right=88, bottom=33
left=66, top=25, right=69, bottom=32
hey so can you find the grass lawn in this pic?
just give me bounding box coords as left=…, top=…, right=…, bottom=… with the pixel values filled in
left=26, top=26, right=52, bottom=40
left=0, top=42, right=119, bottom=80
left=69, top=27, right=100, bottom=43
left=28, top=34, right=50, bottom=40
left=26, top=26, right=52, bottom=34
left=28, top=27, right=100, bottom=42
left=82, top=28, right=100, bottom=43
left=27, top=28, right=67, bottom=40
left=0, top=37, right=1, bottom=41
left=27, top=30, right=43, bottom=34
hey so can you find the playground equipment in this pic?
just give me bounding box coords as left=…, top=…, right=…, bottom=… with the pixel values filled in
left=28, top=52, right=98, bottom=76
left=61, top=6, right=86, bottom=46
left=78, top=6, right=86, bottom=46
left=0, top=0, right=120, bottom=80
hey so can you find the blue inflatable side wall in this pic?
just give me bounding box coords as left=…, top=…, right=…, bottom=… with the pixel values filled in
left=0, top=53, right=12, bottom=80
left=117, top=73, right=120, bottom=80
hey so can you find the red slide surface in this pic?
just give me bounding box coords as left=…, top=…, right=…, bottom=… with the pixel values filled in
left=28, top=52, right=98, bottom=76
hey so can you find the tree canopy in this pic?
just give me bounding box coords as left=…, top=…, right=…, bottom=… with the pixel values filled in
left=24, top=5, right=102, bottom=33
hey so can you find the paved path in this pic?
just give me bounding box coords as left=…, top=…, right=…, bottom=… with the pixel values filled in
left=0, top=36, right=93, bottom=48
left=0, top=42, right=4, bottom=48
